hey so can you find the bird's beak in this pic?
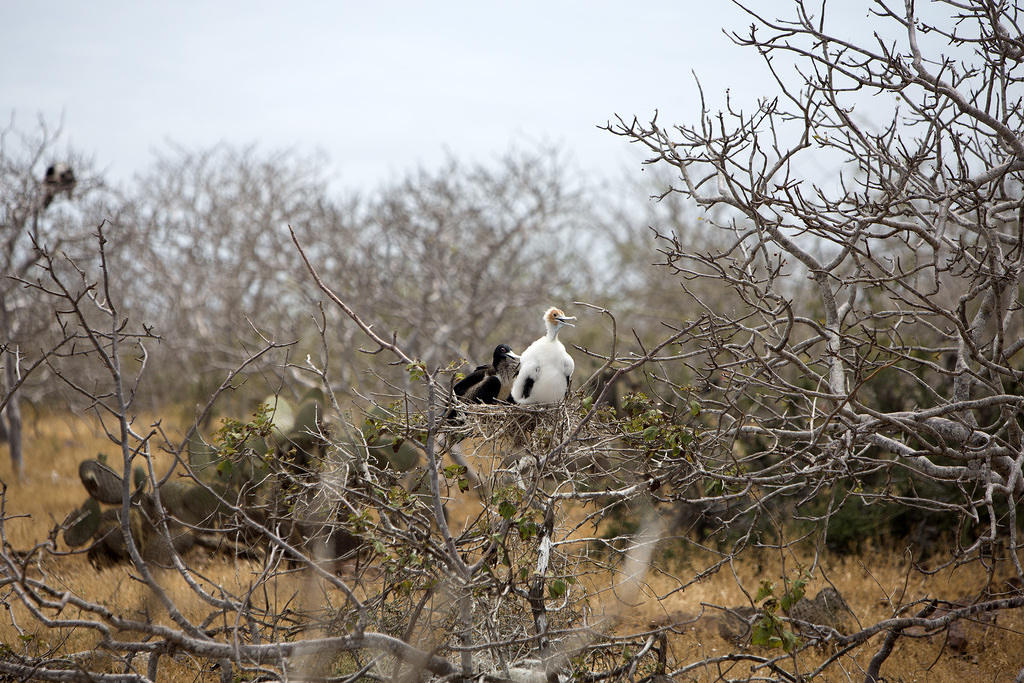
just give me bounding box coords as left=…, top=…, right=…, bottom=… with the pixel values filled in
left=556, top=315, right=577, bottom=327
left=506, top=351, right=521, bottom=360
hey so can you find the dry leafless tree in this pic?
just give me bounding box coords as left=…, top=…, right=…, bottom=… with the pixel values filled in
left=0, top=114, right=116, bottom=479
left=606, top=0, right=1024, bottom=676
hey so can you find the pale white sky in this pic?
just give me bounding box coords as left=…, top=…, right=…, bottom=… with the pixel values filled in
left=2, top=2, right=885, bottom=191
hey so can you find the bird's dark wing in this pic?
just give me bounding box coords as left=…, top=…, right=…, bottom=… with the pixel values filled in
left=473, top=375, right=503, bottom=404
left=521, top=375, right=535, bottom=400
left=513, top=358, right=540, bottom=401
left=454, top=365, right=489, bottom=397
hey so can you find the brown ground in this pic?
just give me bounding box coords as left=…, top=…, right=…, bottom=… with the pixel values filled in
left=1, top=410, right=1022, bottom=681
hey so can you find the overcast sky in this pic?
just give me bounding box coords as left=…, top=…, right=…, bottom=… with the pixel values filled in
left=3, top=2, right=886, bottom=192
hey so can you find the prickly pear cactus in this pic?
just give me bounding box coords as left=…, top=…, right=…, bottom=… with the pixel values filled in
left=78, top=459, right=125, bottom=505
left=62, top=497, right=101, bottom=548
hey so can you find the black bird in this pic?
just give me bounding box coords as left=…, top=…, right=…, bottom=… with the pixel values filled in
left=42, top=162, right=76, bottom=209
left=448, top=344, right=521, bottom=419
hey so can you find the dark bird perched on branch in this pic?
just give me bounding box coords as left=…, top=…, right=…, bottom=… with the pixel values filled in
left=447, top=344, right=520, bottom=421
left=511, top=307, right=575, bottom=405
left=42, top=162, right=76, bottom=209
left=456, top=344, right=520, bottom=403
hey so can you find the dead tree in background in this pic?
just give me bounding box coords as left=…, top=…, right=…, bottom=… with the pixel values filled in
left=110, top=146, right=593, bottom=406
left=0, top=116, right=107, bottom=479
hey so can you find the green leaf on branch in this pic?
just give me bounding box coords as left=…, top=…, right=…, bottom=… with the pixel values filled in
left=406, top=361, right=427, bottom=382
left=517, top=519, right=538, bottom=540
left=499, top=501, right=516, bottom=519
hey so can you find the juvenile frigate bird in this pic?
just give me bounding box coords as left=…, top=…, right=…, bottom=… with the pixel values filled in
left=510, top=307, right=576, bottom=405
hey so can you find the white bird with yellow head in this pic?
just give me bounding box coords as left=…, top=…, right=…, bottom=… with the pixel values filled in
left=511, top=307, right=576, bottom=405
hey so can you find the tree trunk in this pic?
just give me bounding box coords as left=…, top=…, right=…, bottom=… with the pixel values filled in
left=0, top=295, right=23, bottom=480
left=3, top=350, right=22, bottom=481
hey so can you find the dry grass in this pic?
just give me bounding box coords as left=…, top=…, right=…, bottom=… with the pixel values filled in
left=1, top=411, right=1023, bottom=681
left=617, top=549, right=1024, bottom=681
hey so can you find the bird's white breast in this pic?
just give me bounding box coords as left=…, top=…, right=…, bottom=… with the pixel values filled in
left=513, top=338, right=573, bottom=404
